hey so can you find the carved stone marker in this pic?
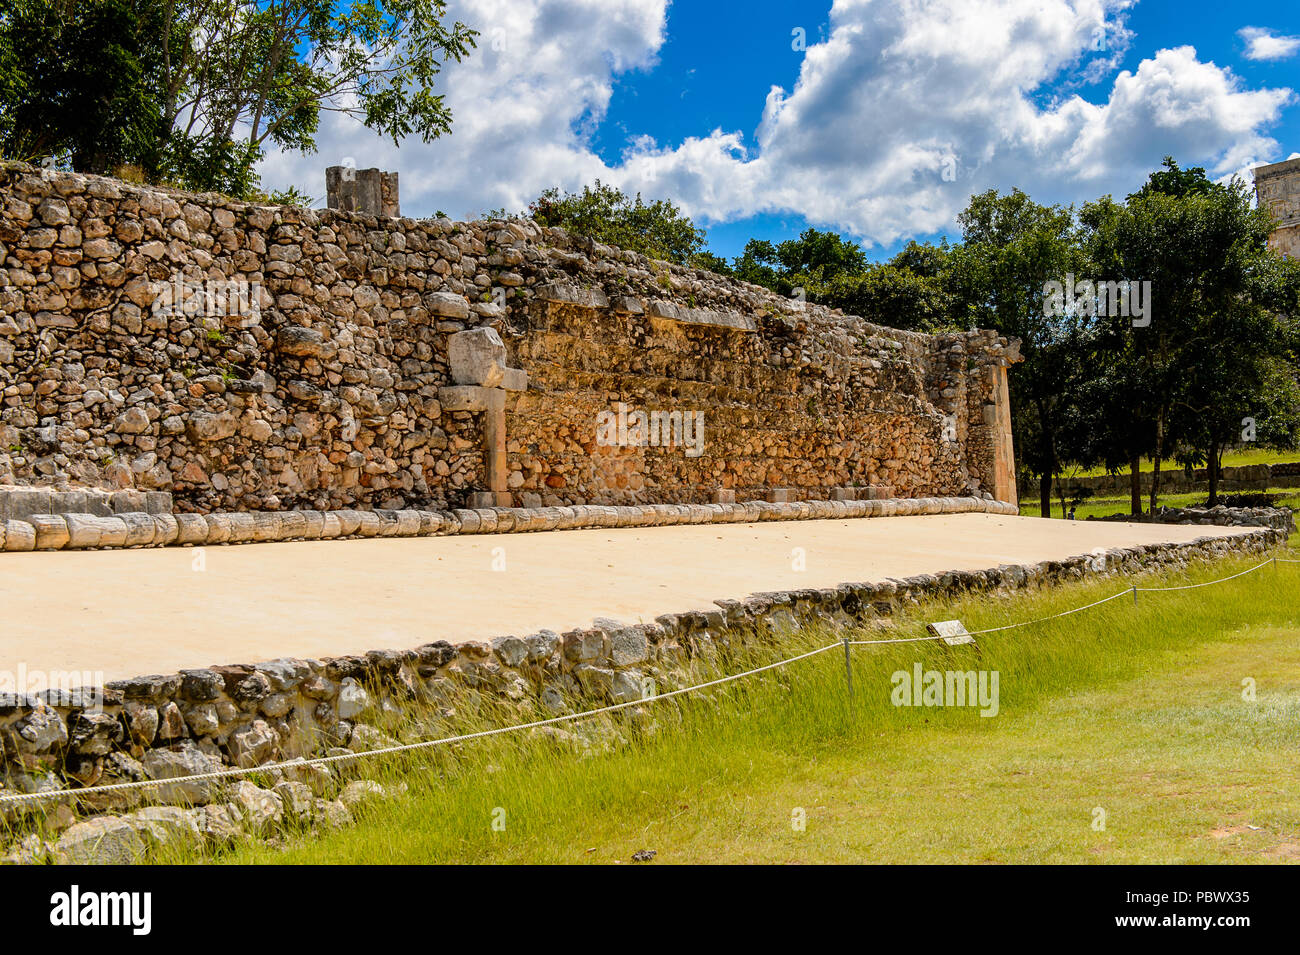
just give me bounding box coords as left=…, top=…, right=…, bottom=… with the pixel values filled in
left=440, top=329, right=528, bottom=507
left=325, top=166, right=399, bottom=217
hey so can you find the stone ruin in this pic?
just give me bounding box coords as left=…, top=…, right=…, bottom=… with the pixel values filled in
left=0, top=161, right=1022, bottom=520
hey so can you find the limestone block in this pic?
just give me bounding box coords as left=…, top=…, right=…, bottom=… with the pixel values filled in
left=202, top=513, right=232, bottom=543
left=174, top=513, right=208, bottom=545
left=426, top=290, right=470, bottom=318
left=64, top=513, right=120, bottom=548
left=251, top=512, right=282, bottom=541
left=118, top=512, right=157, bottom=547
left=448, top=327, right=507, bottom=388
left=299, top=510, right=325, bottom=539
left=279, top=511, right=307, bottom=539
left=152, top=513, right=179, bottom=546
left=227, top=512, right=257, bottom=542
left=29, top=514, right=70, bottom=550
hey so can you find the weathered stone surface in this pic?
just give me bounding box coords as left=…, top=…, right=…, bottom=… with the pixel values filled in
left=0, top=164, right=1019, bottom=515
left=336, top=678, right=370, bottom=719
left=339, top=779, right=386, bottom=809
left=448, top=326, right=507, bottom=387
left=141, top=742, right=224, bottom=804
left=227, top=719, right=277, bottom=767
left=54, top=816, right=146, bottom=864
left=230, top=780, right=283, bottom=828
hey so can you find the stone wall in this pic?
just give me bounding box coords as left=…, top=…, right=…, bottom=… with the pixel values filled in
left=0, top=162, right=1020, bottom=513
left=1088, top=504, right=1296, bottom=536
left=1052, top=461, right=1300, bottom=499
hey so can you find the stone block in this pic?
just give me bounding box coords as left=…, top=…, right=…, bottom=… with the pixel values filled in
left=28, top=514, right=69, bottom=550
left=448, top=327, right=507, bottom=388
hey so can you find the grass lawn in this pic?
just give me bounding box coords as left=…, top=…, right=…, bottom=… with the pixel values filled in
left=1067, top=448, right=1300, bottom=479
left=1018, top=487, right=1300, bottom=521
left=167, top=549, right=1300, bottom=865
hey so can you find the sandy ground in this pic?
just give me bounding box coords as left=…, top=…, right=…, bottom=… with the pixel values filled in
left=0, top=513, right=1250, bottom=682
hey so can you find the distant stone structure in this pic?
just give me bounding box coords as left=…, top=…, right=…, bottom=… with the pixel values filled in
left=325, top=166, right=399, bottom=217
left=1255, top=157, right=1300, bottom=259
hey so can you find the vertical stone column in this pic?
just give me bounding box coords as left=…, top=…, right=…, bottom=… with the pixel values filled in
left=990, top=364, right=1018, bottom=505
left=439, top=327, right=528, bottom=508
left=325, top=167, right=400, bottom=217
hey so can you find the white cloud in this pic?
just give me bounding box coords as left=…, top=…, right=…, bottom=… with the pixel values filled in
left=1239, top=26, right=1300, bottom=62
left=258, top=0, right=1296, bottom=248
left=258, top=0, right=670, bottom=217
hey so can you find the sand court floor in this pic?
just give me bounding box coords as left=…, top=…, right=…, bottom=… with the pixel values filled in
left=0, top=512, right=1251, bottom=682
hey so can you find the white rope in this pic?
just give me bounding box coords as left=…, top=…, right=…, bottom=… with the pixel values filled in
left=0, top=642, right=843, bottom=807
left=2, top=550, right=1292, bottom=809
left=965, top=589, right=1133, bottom=634
left=847, top=634, right=950, bottom=646
left=1133, top=558, right=1275, bottom=592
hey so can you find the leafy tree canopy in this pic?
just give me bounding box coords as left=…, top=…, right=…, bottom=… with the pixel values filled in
left=528, top=180, right=709, bottom=266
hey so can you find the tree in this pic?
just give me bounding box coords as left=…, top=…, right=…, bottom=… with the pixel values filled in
left=528, top=180, right=709, bottom=265
left=1084, top=165, right=1296, bottom=512
left=822, top=263, right=955, bottom=332
left=152, top=0, right=477, bottom=194
left=731, top=227, right=866, bottom=299
left=2, top=1, right=477, bottom=196
left=949, top=188, right=1089, bottom=517
left=0, top=0, right=165, bottom=173
left=1177, top=253, right=1300, bottom=503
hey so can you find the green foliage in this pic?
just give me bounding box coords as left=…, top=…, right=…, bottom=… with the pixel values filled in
left=688, top=250, right=733, bottom=276
left=0, top=0, right=165, bottom=172
left=528, top=180, right=708, bottom=265
left=731, top=229, right=956, bottom=331
left=1080, top=170, right=1297, bottom=507
left=0, top=0, right=477, bottom=197
left=266, top=185, right=316, bottom=208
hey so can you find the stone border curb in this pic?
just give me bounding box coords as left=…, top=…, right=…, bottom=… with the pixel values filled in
left=1, top=495, right=1019, bottom=552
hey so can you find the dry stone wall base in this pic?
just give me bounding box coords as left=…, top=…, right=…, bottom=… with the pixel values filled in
left=1088, top=504, right=1296, bottom=535
left=1057, top=462, right=1300, bottom=497
left=0, top=519, right=1285, bottom=864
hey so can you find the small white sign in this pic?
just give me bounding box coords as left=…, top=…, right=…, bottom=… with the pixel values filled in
left=927, top=620, right=975, bottom=646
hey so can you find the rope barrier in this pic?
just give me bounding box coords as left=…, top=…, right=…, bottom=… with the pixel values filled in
left=1, top=550, right=1293, bottom=809
left=1132, top=557, right=1276, bottom=592
left=0, top=642, right=843, bottom=807
left=965, top=589, right=1134, bottom=635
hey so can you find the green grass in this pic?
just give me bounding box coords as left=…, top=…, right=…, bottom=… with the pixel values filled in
left=1019, top=487, right=1300, bottom=521
left=151, top=549, right=1300, bottom=865
left=1066, top=448, right=1300, bottom=479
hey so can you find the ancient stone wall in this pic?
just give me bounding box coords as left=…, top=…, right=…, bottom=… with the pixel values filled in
left=0, top=162, right=1019, bottom=513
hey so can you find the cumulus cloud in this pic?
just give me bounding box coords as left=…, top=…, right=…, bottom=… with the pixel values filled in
left=258, top=0, right=670, bottom=217
left=258, top=0, right=1296, bottom=248
left=1239, top=26, right=1300, bottom=62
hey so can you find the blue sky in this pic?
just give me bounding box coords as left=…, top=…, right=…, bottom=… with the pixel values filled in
left=261, top=0, right=1300, bottom=263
